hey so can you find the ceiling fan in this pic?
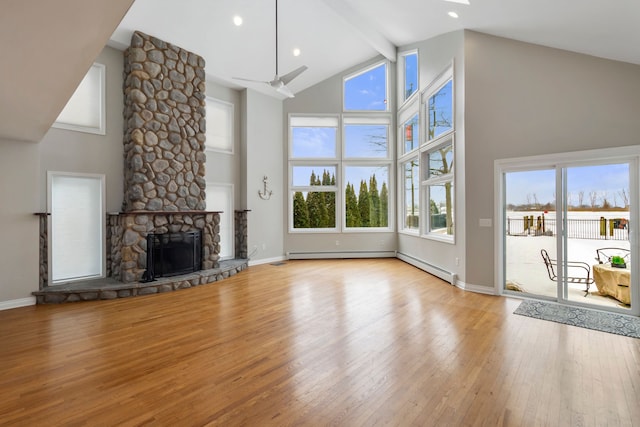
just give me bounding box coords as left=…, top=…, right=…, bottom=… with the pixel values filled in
left=233, top=0, right=307, bottom=98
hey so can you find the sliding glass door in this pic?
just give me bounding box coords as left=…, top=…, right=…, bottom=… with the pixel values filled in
left=499, top=152, right=637, bottom=315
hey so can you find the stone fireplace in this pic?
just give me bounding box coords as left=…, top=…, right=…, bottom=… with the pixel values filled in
left=109, top=30, right=217, bottom=283
left=34, top=31, right=249, bottom=303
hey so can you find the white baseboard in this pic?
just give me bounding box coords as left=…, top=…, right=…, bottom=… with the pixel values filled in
left=0, top=296, right=36, bottom=311
left=453, top=280, right=498, bottom=295
left=287, top=251, right=396, bottom=260
left=249, top=255, right=287, bottom=266
left=397, top=252, right=455, bottom=284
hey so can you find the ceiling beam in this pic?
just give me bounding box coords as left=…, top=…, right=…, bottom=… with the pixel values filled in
left=320, top=0, right=397, bottom=62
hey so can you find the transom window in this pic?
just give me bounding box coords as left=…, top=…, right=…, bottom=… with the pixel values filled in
left=401, top=51, right=419, bottom=102
left=343, top=62, right=388, bottom=112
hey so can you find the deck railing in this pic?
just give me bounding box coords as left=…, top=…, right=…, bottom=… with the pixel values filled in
left=506, top=216, right=629, bottom=241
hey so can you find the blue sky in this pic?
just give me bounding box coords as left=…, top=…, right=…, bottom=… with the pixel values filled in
left=344, top=63, right=387, bottom=111
left=506, top=163, right=630, bottom=207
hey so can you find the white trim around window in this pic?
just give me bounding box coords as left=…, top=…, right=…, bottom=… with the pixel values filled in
left=205, top=97, right=234, bottom=154
left=53, top=63, right=106, bottom=135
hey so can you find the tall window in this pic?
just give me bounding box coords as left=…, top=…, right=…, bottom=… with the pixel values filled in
left=290, top=62, right=392, bottom=232
left=343, top=116, right=391, bottom=229
left=344, top=62, right=388, bottom=111
left=289, top=116, right=339, bottom=230
left=398, top=97, right=420, bottom=232
left=421, top=64, right=455, bottom=240
left=53, top=63, right=106, bottom=135
left=401, top=51, right=419, bottom=102
left=49, top=172, right=105, bottom=283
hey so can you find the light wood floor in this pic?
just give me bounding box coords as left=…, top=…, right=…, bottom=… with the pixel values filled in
left=1, top=259, right=639, bottom=426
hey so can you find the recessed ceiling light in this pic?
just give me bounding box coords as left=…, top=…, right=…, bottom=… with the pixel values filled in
left=445, top=0, right=470, bottom=5
left=448, top=11, right=459, bottom=18
left=293, top=48, right=301, bottom=57
left=233, top=15, right=243, bottom=26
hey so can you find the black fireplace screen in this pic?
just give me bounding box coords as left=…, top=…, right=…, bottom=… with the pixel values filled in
left=143, top=230, right=202, bottom=281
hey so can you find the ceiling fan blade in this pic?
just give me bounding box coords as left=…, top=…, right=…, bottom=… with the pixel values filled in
left=276, top=83, right=295, bottom=98
left=232, top=76, right=267, bottom=84
left=279, top=65, right=308, bottom=85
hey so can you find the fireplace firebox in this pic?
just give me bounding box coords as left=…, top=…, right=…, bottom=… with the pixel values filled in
left=143, top=231, right=202, bottom=282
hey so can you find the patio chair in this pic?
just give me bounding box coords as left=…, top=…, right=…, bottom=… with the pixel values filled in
left=595, top=247, right=630, bottom=265
left=540, top=249, right=594, bottom=296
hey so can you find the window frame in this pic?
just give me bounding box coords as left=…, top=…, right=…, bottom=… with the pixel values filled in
left=400, top=50, right=419, bottom=105
left=205, top=96, right=234, bottom=154
left=47, top=171, right=106, bottom=284
left=288, top=114, right=341, bottom=233
left=421, top=63, right=454, bottom=144
left=342, top=161, right=393, bottom=232
left=399, top=155, right=420, bottom=234
left=420, top=134, right=455, bottom=243
left=53, top=63, right=106, bottom=135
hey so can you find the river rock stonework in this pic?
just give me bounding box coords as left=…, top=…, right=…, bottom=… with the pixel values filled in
left=108, top=211, right=220, bottom=283
left=123, top=31, right=207, bottom=212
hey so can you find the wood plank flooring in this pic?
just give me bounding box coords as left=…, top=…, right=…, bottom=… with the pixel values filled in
left=1, top=258, right=639, bottom=426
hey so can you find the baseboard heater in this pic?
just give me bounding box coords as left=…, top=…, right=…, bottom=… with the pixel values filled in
left=396, top=252, right=456, bottom=285
left=287, top=251, right=396, bottom=260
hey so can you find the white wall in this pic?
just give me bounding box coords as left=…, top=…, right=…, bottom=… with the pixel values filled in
left=0, top=141, right=40, bottom=304
left=243, top=89, right=285, bottom=262
left=464, top=31, right=640, bottom=288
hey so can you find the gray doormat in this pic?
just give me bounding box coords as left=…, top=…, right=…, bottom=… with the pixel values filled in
left=514, top=300, right=640, bottom=339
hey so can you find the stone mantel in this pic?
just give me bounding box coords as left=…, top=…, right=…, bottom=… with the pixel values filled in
left=108, top=210, right=222, bottom=215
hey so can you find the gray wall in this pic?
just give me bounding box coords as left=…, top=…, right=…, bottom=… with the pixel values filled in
left=0, top=141, right=39, bottom=303
left=39, top=46, right=125, bottom=213
left=205, top=82, right=243, bottom=234
left=396, top=31, right=467, bottom=282
left=243, top=89, right=284, bottom=261
left=464, top=31, right=640, bottom=288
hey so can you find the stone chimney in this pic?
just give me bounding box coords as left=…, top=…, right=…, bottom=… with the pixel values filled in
left=122, top=31, right=207, bottom=212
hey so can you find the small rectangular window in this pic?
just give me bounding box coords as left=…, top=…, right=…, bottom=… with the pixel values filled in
left=344, top=165, right=390, bottom=228
left=402, top=113, right=419, bottom=155
left=205, top=97, right=234, bottom=153
left=402, top=158, right=420, bottom=231
left=402, top=51, right=419, bottom=102
left=427, top=182, right=454, bottom=235
left=427, top=79, right=453, bottom=141
left=53, top=63, right=106, bottom=135
left=290, top=116, right=338, bottom=158
left=344, top=124, right=389, bottom=158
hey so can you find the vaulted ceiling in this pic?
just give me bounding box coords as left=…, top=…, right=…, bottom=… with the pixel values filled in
left=2, top=0, right=639, bottom=143
left=110, top=0, right=640, bottom=98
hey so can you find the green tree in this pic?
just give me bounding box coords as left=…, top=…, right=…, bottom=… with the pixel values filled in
left=369, top=174, right=380, bottom=227
left=323, top=170, right=335, bottom=227
left=379, top=182, right=388, bottom=227
left=345, top=183, right=360, bottom=227
left=306, top=170, right=329, bottom=227
left=430, top=199, right=439, bottom=214
left=293, top=191, right=309, bottom=228
left=358, top=180, right=370, bottom=227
